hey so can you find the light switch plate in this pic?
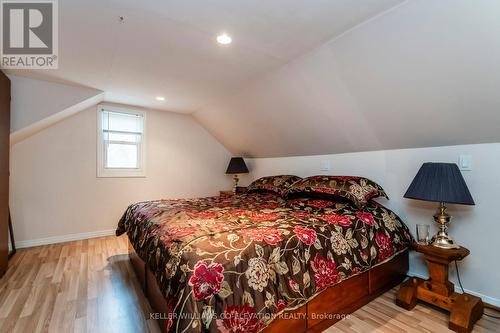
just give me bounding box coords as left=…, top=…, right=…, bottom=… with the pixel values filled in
left=320, top=160, right=331, bottom=171
left=458, top=155, right=472, bottom=171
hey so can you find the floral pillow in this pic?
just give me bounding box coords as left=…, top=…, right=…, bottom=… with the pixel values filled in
left=284, top=175, right=388, bottom=209
left=286, top=197, right=338, bottom=210
left=247, top=175, right=302, bottom=196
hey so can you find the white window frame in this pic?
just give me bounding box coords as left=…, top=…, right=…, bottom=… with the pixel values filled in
left=96, top=104, right=146, bottom=178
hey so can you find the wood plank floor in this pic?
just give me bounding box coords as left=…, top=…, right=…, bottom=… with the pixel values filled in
left=0, top=235, right=498, bottom=333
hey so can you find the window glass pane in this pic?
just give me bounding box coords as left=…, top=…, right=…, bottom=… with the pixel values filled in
left=102, top=110, right=143, bottom=133
left=104, top=132, right=141, bottom=143
left=106, top=143, right=138, bottom=169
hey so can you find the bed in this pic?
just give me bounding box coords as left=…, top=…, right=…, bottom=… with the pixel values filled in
left=117, top=176, right=412, bottom=333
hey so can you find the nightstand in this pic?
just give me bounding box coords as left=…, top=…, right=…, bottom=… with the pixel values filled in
left=396, top=244, right=483, bottom=333
left=219, top=191, right=234, bottom=198
left=220, top=187, right=247, bottom=197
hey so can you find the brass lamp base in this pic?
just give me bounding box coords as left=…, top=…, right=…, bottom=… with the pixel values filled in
left=431, top=202, right=459, bottom=249
left=232, top=174, right=239, bottom=193
left=431, top=231, right=459, bottom=249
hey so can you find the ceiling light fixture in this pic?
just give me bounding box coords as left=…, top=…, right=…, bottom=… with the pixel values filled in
left=216, top=33, right=232, bottom=45
left=155, top=96, right=165, bottom=101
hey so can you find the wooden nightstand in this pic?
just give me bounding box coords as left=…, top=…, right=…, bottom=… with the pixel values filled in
left=220, top=187, right=247, bottom=197
left=396, top=244, right=483, bottom=333
left=219, top=191, right=234, bottom=198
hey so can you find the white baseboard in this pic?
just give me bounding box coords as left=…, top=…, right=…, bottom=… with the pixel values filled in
left=408, top=270, right=500, bottom=308
left=16, top=229, right=116, bottom=248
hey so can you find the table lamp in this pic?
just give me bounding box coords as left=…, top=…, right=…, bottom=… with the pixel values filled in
left=404, top=162, right=475, bottom=249
left=225, top=157, right=249, bottom=193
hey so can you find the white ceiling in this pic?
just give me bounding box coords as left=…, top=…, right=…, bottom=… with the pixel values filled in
left=6, top=0, right=403, bottom=113
left=11, top=0, right=500, bottom=158
left=194, top=0, right=500, bottom=157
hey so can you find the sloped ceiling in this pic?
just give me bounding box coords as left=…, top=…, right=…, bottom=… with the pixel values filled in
left=9, top=76, right=104, bottom=144
left=5, top=0, right=403, bottom=112
left=194, top=0, right=500, bottom=157
left=10, top=76, right=103, bottom=131
left=7, top=0, right=500, bottom=157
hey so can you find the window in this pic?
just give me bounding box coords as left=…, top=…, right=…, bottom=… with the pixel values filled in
left=97, top=105, right=146, bottom=177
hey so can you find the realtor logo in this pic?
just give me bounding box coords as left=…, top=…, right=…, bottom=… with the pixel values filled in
left=1, top=0, right=58, bottom=69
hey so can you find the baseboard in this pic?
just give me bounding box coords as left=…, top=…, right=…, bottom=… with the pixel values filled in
left=16, top=229, right=116, bottom=248
left=408, top=270, right=500, bottom=308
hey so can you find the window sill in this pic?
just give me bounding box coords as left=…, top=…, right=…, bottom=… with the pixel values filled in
left=97, top=168, right=146, bottom=178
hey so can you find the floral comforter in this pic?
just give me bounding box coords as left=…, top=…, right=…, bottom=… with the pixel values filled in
left=116, top=192, right=412, bottom=333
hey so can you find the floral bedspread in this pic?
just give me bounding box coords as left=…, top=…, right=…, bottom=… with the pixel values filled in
left=116, top=192, right=412, bottom=333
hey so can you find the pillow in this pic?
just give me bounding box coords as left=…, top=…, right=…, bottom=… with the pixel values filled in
left=247, top=175, right=302, bottom=196
left=286, top=197, right=338, bottom=210
left=284, top=175, right=388, bottom=209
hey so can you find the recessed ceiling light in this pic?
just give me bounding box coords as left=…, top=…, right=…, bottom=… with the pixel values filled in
left=155, top=96, right=165, bottom=101
left=216, top=33, right=232, bottom=45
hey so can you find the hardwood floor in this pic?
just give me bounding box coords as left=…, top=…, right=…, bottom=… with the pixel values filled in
left=323, top=289, right=500, bottom=333
left=0, top=235, right=498, bottom=333
left=0, top=235, right=159, bottom=333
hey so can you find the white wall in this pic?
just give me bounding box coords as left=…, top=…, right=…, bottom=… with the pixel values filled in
left=241, top=143, right=500, bottom=306
left=10, top=104, right=232, bottom=246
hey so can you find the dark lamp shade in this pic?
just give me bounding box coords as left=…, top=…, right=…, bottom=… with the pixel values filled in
left=404, top=162, right=474, bottom=205
left=225, top=157, right=249, bottom=174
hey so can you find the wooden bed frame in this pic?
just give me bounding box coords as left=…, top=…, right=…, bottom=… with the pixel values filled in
left=128, top=240, right=409, bottom=333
